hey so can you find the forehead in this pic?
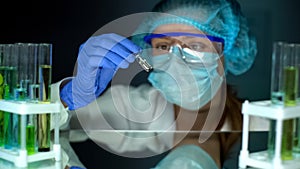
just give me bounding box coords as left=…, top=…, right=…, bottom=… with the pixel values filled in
left=153, top=24, right=205, bottom=34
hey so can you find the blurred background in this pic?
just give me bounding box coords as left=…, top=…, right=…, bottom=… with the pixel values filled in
left=1, top=0, right=300, bottom=168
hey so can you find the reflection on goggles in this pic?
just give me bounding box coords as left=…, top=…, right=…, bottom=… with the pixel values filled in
left=172, top=44, right=217, bottom=63
left=147, top=43, right=221, bottom=69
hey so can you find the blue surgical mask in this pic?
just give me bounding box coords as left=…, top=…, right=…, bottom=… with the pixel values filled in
left=147, top=46, right=224, bottom=110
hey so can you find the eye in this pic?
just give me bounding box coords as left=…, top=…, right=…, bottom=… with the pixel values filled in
left=154, top=43, right=171, bottom=51
left=187, top=42, right=207, bottom=52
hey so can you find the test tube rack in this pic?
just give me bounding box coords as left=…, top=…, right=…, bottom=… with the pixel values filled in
left=239, top=100, right=300, bottom=169
left=0, top=100, right=61, bottom=168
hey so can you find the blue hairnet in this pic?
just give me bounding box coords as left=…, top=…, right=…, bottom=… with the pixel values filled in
left=132, top=0, right=257, bottom=75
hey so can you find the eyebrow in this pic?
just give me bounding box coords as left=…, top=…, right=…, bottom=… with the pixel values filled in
left=144, top=32, right=224, bottom=44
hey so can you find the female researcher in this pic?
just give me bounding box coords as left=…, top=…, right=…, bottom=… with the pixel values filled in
left=52, top=0, right=257, bottom=168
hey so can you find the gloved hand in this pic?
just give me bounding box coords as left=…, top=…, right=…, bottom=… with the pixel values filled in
left=60, top=33, right=141, bottom=110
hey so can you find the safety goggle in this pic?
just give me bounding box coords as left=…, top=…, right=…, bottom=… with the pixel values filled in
left=134, top=32, right=224, bottom=72
left=143, top=32, right=224, bottom=64
left=144, top=32, right=224, bottom=45
left=144, top=32, right=224, bottom=53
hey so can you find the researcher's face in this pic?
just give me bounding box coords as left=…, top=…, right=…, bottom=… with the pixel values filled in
left=150, top=24, right=225, bottom=80
left=147, top=24, right=226, bottom=112
left=151, top=24, right=224, bottom=57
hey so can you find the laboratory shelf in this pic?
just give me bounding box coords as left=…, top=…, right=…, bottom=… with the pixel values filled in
left=239, top=100, right=300, bottom=169
left=0, top=100, right=62, bottom=168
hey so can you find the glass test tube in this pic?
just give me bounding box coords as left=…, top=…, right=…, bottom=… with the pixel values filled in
left=293, top=43, right=300, bottom=154
left=270, top=41, right=285, bottom=105
left=268, top=42, right=298, bottom=160
left=283, top=43, right=298, bottom=106
left=268, top=42, right=285, bottom=157
left=11, top=43, right=27, bottom=150
left=0, top=44, right=4, bottom=146
left=281, top=43, right=297, bottom=160
left=25, top=43, right=38, bottom=154
left=37, top=43, right=52, bottom=152
left=14, top=43, right=27, bottom=100
left=3, top=44, right=18, bottom=150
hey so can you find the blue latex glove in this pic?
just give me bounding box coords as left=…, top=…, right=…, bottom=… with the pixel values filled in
left=60, top=33, right=141, bottom=110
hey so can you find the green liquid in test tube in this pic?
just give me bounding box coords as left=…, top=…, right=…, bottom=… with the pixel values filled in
left=26, top=125, right=35, bottom=154
left=22, top=43, right=39, bottom=154
left=281, top=66, right=298, bottom=160
left=281, top=41, right=299, bottom=161
left=284, top=66, right=298, bottom=106
left=281, top=119, right=294, bottom=160
left=293, top=44, right=300, bottom=154
left=26, top=114, right=36, bottom=155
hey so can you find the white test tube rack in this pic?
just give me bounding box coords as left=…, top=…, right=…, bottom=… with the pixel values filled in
left=0, top=100, right=61, bottom=168
left=239, top=100, right=300, bottom=169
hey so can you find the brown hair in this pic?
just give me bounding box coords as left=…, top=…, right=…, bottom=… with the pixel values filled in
left=218, top=85, right=243, bottom=162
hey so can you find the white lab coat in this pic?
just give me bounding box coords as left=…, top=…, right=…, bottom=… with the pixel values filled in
left=51, top=78, right=269, bottom=162
left=51, top=78, right=176, bottom=157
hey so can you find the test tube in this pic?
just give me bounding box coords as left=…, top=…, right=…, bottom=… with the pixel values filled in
left=268, top=42, right=286, bottom=157
left=14, top=43, right=37, bottom=100
left=2, top=44, right=18, bottom=99
left=0, top=44, right=5, bottom=147
left=28, top=44, right=39, bottom=101
left=10, top=43, right=31, bottom=151
left=293, top=43, right=300, bottom=154
left=3, top=44, right=18, bottom=150
left=270, top=41, right=286, bottom=105
left=283, top=43, right=298, bottom=106
left=281, top=43, right=298, bottom=160
left=37, top=43, right=52, bottom=152
left=12, top=43, right=26, bottom=150
left=268, top=42, right=298, bottom=160
left=25, top=43, right=38, bottom=154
